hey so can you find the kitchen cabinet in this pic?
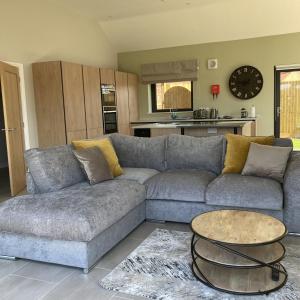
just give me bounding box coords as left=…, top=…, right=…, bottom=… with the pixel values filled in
left=61, top=62, right=87, bottom=143
left=83, top=65, right=103, bottom=138
left=115, top=71, right=130, bottom=135
left=151, top=128, right=181, bottom=137
left=115, top=71, right=139, bottom=135
left=33, top=61, right=139, bottom=147
left=100, top=68, right=115, bottom=85
left=33, top=61, right=99, bottom=147
left=32, top=61, right=66, bottom=147
left=128, top=73, right=139, bottom=122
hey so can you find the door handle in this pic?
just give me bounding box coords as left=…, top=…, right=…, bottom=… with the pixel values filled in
left=1, top=128, right=17, bottom=132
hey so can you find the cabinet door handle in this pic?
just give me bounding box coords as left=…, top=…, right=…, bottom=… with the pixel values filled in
left=1, top=128, right=17, bottom=132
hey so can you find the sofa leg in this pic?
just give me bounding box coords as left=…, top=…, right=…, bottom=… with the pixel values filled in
left=83, top=261, right=98, bottom=274
left=0, top=255, right=17, bottom=261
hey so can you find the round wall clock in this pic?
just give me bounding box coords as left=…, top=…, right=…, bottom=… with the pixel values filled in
left=229, top=65, right=263, bottom=100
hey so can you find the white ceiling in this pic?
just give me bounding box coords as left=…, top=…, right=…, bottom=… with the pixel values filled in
left=50, top=0, right=300, bottom=52
left=49, top=0, right=219, bottom=21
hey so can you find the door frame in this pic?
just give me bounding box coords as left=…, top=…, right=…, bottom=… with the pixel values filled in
left=274, top=65, right=300, bottom=138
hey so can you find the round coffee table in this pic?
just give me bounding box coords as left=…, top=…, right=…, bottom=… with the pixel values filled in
left=191, top=210, right=288, bottom=295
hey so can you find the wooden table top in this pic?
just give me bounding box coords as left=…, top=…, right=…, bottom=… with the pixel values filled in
left=191, top=210, right=287, bottom=245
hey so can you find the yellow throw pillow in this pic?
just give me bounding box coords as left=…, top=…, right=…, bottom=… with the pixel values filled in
left=72, top=138, right=123, bottom=177
left=222, top=134, right=275, bottom=174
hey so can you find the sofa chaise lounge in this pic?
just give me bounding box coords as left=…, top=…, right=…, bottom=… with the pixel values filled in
left=0, top=133, right=299, bottom=273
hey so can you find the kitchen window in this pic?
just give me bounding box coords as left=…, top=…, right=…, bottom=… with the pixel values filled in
left=150, top=81, right=193, bottom=112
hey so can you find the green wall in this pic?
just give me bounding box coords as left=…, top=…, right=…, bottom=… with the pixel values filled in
left=118, top=32, right=300, bottom=135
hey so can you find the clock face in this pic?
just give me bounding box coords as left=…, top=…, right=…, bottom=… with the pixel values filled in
left=229, top=65, right=263, bottom=100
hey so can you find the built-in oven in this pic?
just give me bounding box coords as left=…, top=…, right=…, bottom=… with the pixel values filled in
left=103, top=106, right=118, bottom=134
left=101, top=84, right=116, bottom=107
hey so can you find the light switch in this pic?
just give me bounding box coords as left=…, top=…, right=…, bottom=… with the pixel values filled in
left=208, top=59, right=218, bottom=70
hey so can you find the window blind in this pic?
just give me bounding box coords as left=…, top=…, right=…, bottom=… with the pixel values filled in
left=141, top=59, right=198, bottom=84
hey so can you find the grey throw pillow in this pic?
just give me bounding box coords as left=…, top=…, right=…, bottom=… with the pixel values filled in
left=73, top=147, right=113, bottom=185
left=242, top=142, right=292, bottom=182
left=25, top=145, right=85, bottom=193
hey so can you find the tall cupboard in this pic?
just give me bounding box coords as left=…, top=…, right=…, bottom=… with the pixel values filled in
left=61, top=62, right=87, bottom=143
left=32, top=61, right=138, bottom=148
left=83, top=65, right=103, bottom=139
left=33, top=61, right=88, bottom=147
left=115, top=71, right=130, bottom=135
left=115, top=71, right=139, bottom=135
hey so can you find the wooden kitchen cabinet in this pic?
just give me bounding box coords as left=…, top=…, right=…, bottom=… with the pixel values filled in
left=33, top=61, right=92, bottom=147
left=127, top=73, right=139, bottom=122
left=100, top=68, right=115, bottom=85
left=115, top=71, right=130, bottom=135
left=83, top=65, right=103, bottom=139
left=32, top=61, right=67, bottom=147
left=115, top=71, right=139, bottom=135
left=33, top=61, right=138, bottom=147
left=61, top=62, right=87, bottom=143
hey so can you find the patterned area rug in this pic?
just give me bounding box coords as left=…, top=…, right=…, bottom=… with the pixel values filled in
left=99, top=229, right=300, bottom=299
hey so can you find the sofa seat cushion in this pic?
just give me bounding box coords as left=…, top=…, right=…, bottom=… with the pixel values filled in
left=145, top=169, right=216, bottom=202
left=0, top=180, right=145, bottom=242
left=115, top=168, right=160, bottom=184
left=206, top=174, right=283, bottom=210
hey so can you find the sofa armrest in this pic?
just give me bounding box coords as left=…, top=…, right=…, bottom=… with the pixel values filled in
left=283, top=152, right=300, bottom=233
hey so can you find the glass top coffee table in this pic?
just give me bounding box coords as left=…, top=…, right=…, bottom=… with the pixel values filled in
left=191, top=210, right=288, bottom=295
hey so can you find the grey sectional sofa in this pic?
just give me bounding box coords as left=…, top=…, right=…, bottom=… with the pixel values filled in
left=0, top=133, right=299, bottom=273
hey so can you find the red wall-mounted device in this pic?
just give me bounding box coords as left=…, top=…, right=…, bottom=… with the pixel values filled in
left=211, top=84, right=220, bottom=99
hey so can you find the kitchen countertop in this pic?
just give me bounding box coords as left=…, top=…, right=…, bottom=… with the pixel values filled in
left=131, top=121, right=251, bottom=129
left=131, top=118, right=256, bottom=124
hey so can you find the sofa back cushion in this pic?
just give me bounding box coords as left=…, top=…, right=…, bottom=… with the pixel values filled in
left=25, top=145, right=85, bottom=193
left=110, top=133, right=166, bottom=171
left=274, top=138, right=293, bottom=147
left=166, top=134, right=225, bottom=174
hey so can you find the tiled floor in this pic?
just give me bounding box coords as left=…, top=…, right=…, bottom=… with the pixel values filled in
left=0, top=221, right=190, bottom=300
left=0, top=221, right=299, bottom=300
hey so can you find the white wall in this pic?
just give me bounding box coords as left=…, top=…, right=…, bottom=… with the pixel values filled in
left=0, top=0, right=117, bottom=148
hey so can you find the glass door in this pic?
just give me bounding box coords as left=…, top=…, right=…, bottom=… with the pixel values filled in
left=275, top=66, right=300, bottom=150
